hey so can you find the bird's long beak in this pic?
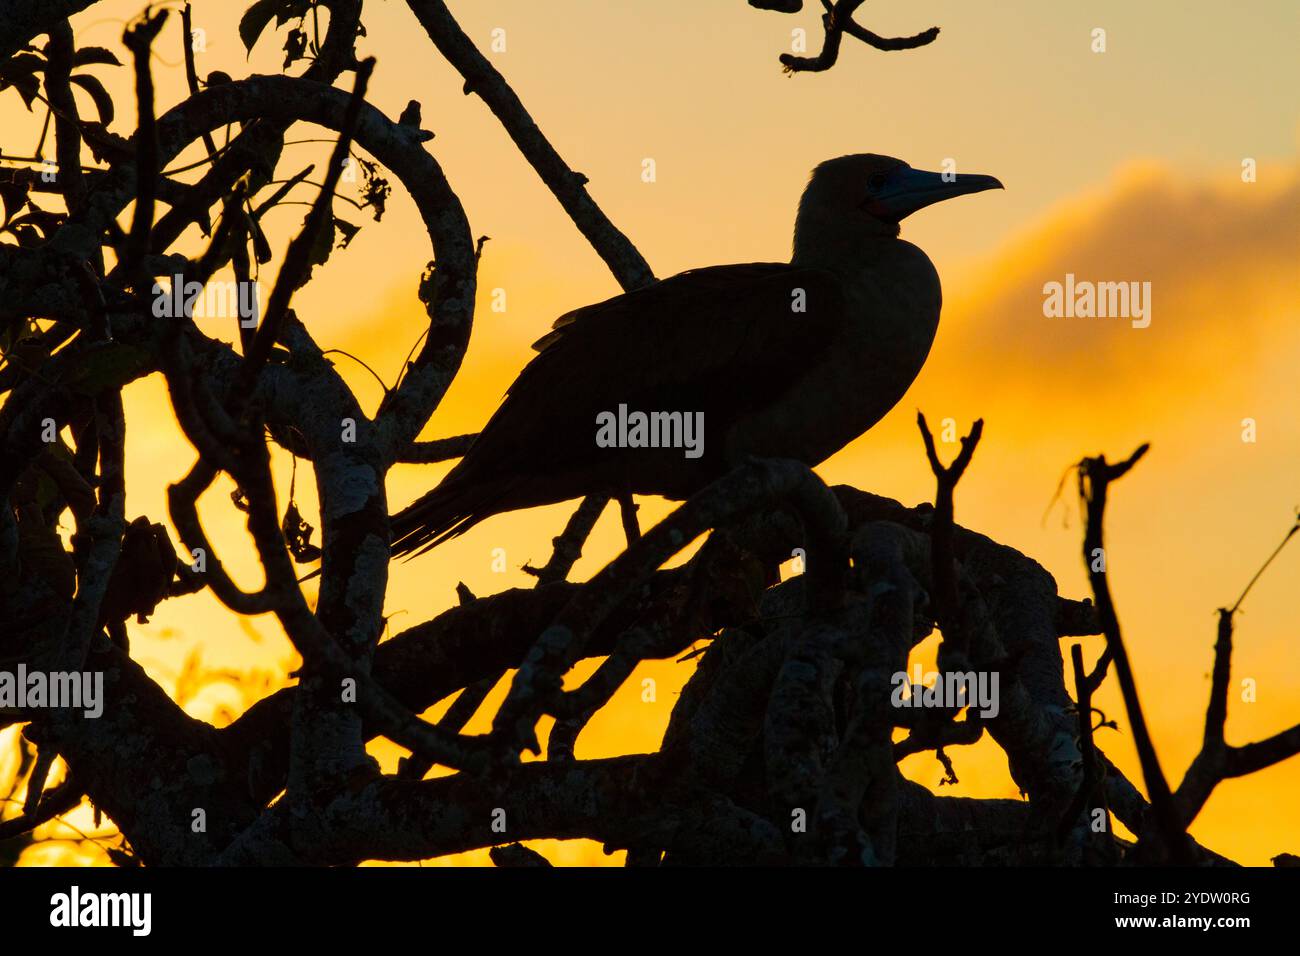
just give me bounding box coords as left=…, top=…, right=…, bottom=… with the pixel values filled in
left=875, top=167, right=1003, bottom=221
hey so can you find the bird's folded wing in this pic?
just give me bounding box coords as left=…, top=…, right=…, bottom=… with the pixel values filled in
left=456, top=263, right=847, bottom=481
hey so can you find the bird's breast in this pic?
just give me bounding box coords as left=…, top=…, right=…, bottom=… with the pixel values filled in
left=728, top=242, right=941, bottom=468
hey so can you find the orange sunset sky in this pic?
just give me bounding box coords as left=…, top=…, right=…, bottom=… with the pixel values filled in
left=2, top=0, right=1297, bottom=866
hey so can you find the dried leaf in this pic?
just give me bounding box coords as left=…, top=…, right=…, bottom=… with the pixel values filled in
left=281, top=500, right=321, bottom=563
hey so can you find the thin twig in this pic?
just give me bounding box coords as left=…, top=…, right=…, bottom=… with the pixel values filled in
left=523, top=494, right=609, bottom=585
left=121, top=10, right=169, bottom=286
left=779, top=0, right=939, bottom=74
left=235, top=58, right=376, bottom=413
left=1229, top=511, right=1299, bottom=613
left=1077, top=444, right=1189, bottom=862
left=181, top=3, right=219, bottom=160
left=916, top=411, right=983, bottom=650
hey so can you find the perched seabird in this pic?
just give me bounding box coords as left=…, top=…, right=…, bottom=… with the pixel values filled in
left=392, top=154, right=1002, bottom=556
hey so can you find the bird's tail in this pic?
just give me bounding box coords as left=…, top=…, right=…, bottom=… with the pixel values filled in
left=389, top=476, right=515, bottom=558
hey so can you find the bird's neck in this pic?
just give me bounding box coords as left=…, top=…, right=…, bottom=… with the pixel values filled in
left=791, top=212, right=900, bottom=272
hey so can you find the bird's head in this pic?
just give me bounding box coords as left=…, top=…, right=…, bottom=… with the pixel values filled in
left=794, top=154, right=1002, bottom=258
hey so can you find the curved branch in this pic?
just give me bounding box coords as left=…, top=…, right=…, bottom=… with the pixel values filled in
left=779, top=0, right=939, bottom=74
left=236, top=59, right=376, bottom=409
left=145, top=0, right=362, bottom=257
left=49, top=70, right=476, bottom=460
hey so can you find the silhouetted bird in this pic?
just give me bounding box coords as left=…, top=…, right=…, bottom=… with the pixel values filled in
left=391, top=154, right=1001, bottom=556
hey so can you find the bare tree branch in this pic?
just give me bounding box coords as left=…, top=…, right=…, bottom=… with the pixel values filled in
left=779, top=0, right=940, bottom=74
left=404, top=0, right=654, bottom=291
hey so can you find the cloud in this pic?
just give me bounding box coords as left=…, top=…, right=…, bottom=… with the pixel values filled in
left=927, top=160, right=1300, bottom=416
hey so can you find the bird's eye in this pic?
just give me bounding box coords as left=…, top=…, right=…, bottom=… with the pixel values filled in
left=867, top=173, right=888, bottom=192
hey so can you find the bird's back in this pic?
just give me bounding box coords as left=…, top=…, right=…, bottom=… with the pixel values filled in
left=391, top=263, right=848, bottom=553
left=391, top=248, right=939, bottom=555
left=729, top=238, right=942, bottom=466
